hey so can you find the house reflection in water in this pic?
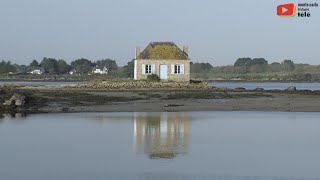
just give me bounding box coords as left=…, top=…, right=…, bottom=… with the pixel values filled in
left=134, top=112, right=190, bottom=159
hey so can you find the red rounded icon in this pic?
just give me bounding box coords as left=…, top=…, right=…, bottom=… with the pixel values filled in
left=277, top=3, right=295, bottom=16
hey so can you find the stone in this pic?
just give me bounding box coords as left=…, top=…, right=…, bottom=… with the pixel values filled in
left=286, top=86, right=297, bottom=91
left=235, top=87, right=246, bottom=90
left=3, top=100, right=13, bottom=106
left=3, top=93, right=26, bottom=106
left=62, top=107, right=70, bottom=112
left=254, top=87, right=264, bottom=92
left=72, top=80, right=214, bottom=90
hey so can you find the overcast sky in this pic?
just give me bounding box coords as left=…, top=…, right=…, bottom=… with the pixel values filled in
left=0, top=0, right=319, bottom=66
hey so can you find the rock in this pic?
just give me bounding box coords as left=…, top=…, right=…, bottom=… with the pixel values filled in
left=190, top=80, right=202, bottom=84
left=254, top=87, right=264, bottom=92
left=164, top=104, right=184, bottom=107
left=62, top=107, right=70, bottom=112
left=3, top=100, right=13, bottom=106
left=3, top=93, right=26, bottom=106
left=286, top=86, right=297, bottom=91
left=235, top=87, right=246, bottom=90
left=72, top=80, right=213, bottom=90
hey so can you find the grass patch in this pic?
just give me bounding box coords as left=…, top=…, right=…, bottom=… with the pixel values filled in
left=147, top=74, right=160, bottom=82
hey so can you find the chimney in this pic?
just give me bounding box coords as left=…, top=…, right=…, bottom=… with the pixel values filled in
left=135, top=46, right=141, bottom=59
left=183, top=46, right=189, bottom=56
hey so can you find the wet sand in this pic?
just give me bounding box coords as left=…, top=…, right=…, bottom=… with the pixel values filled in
left=2, top=85, right=318, bottom=113
left=39, top=93, right=320, bottom=113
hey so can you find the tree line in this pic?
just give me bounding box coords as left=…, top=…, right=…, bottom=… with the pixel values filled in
left=1, top=57, right=318, bottom=80
left=0, top=60, right=16, bottom=75
left=200, top=58, right=320, bottom=81
left=189, top=57, right=303, bottom=74
left=232, top=58, right=295, bottom=73
left=0, top=58, right=215, bottom=78
left=0, top=58, right=119, bottom=75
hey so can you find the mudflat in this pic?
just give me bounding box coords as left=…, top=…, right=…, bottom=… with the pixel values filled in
left=1, top=84, right=320, bottom=113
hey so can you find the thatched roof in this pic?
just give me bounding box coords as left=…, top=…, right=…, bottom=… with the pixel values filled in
left=137, top=42, right=189, bottom=60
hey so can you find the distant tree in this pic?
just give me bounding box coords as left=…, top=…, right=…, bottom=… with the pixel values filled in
left=202, top=63, right=213, bottom=70
left=269, top=62, right=281, bottom=72
left=249, top=64, right=264, bottom=73
left=234, top=58, right=268, bottom=73
left=30, top=60, right=39, bottom=67
left=283, top=60, right=294, bottom=65
left=251, top=58, right=268, bottom=72
left=0, top=60, right=16, bottom=74
left=40, top=57, right=58, bottom=74
left=96, top=59, right=118, bottom=73
left=122, top=59, right=134, bottom=78
left=57, top=59, right=71, bottom=74
left=15, top=64, right=27, bottom=74
left=190, top=62, right=213, bottom=73
left=281, top=60, right=294, bottom=71
left=234, top=57, right=252, bottom=67
left=71, top=58, right=94, bottom=74
left=233, top=66, right=247, bottom=74
left=190, top=62, right=200, bottom=73
left=251, top=58, right=268, bottom=66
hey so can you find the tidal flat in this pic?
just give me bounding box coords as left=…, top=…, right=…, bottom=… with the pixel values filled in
left=1, top=82, right=320, bottom=113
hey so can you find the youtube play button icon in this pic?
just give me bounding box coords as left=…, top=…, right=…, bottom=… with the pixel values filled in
left=277, top=3, right=295, bottom=16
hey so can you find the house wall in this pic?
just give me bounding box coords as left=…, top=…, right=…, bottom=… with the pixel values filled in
left=134, top=60, right=138, bottom=80
left=135, top=59, right=190, bottom=82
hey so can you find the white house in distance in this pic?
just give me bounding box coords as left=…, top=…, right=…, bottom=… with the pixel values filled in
left=28, top=67, right=45, bottom=75
left=69, top=69, right=77, bottom=75
left=92, top=66, right=108, bottom=74
left=134, top=42, right=191, bottom=82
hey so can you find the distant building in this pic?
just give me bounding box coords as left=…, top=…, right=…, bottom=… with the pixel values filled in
left=69, top=69, right=77, bottom=75
left=92, top=66, right=108, bottom=74
left=28, top=67, right=45, bottom=75
left=134, top=42, right=191, bottom=82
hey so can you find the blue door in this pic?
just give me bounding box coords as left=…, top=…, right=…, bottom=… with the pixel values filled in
left=159, top=65, right=168, bottom=80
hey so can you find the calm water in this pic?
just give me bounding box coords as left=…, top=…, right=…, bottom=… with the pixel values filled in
left=1, top=112, right=320, bottom=180
left=209, top=82, right=320, bottom=90
left=0, top=81, right=79, bottom=86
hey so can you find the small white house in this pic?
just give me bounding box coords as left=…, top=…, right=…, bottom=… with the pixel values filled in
left=92, top=66, right=108, bottom=74
left=29, top=67, right=45, bottom=75
left=134, top=42, right=190, bottom=82
left=69, top=69, right=77, bottom=75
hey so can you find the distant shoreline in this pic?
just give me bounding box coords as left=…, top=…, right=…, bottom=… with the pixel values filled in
left=207, top=80, right=320, bottom=83
left=0, top=78, right=319, bottom=83
left=0, top=78, right=83, bottom=82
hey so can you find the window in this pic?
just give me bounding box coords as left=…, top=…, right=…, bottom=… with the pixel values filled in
left=142, top=64, right=155, bottom=75
left=145, top=64, right=152, bottom=74
left=171, top=64, right=184, bottom=75
left=174, top=65, right=180, bottom=74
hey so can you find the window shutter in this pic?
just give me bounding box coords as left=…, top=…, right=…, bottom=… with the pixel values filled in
left=142, top=64, right=146, bottom=74
left=152, top=64, right=156, bottom=74
left=171, top=64, right=175, bottom=74
left=181, top=64, right=185, bottom=74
